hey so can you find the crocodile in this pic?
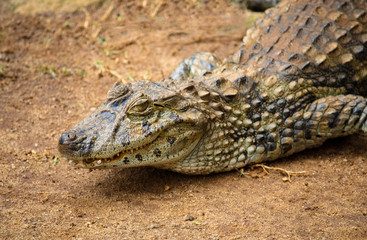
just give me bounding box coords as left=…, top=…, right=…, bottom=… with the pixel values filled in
left=58, top=0, right=367, bottom=174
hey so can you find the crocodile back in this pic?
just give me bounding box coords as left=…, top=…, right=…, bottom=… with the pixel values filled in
left=233, top=0, right=367, bottom=96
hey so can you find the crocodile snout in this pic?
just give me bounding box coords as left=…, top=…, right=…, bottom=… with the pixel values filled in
left=59, top=131, right=77, bottom=145
left=58, top=131, right=86, bottom=158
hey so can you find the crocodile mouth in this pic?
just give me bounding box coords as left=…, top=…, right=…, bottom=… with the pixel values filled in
left=68, top=140, right=154, bottom=168
left=67, top=123, right=203, bottom=169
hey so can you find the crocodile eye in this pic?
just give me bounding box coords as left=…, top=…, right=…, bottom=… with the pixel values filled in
left=179, top=103, right=189, bottom=111
left=128, top=98, right=152, bottom=114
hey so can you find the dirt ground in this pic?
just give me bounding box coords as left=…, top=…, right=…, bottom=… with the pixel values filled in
left=0, top=0, right=366, bottom=239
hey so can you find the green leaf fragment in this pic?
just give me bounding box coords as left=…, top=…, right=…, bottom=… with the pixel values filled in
left=53, top=157, right=58, bottom=166
left=125, top=74, right=134, bottom=81
left=75, top=68, right=87, bottom=77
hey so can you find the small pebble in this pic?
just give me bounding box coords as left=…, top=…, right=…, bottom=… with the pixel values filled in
left=185, top=215, right=195, bottom=221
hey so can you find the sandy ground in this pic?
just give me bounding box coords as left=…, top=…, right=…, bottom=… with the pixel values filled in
left=0, top=0, right=366, bottom=239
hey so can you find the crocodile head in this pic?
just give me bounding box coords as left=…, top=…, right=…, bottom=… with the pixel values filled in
left=58, top=80, right=207, bottom=169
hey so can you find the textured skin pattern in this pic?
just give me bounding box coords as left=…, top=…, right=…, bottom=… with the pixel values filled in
left=59, top=0, right=367, bottom=174
left=233, top=0, right=367, bottom=96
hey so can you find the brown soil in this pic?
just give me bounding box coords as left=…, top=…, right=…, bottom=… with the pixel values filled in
left=1, top=1, right=366, bottom=239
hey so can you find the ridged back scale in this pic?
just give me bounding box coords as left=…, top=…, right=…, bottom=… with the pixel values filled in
left=231, top=0, right=367, bottom=96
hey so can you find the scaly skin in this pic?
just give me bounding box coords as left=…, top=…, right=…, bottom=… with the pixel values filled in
left=59, top=0, right=367, bottom=174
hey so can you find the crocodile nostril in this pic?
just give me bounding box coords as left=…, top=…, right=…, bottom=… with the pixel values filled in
left=59, top=131, right=77, bottom=145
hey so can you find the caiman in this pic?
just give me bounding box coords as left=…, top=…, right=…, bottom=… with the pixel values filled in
left=58, top=0, right=367, bottom=174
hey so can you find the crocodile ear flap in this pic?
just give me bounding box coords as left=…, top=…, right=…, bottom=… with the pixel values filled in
left=107, top=82, right=131, bottom=101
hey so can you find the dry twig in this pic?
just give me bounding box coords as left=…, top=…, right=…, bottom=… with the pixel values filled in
left=151, top=0, right=165, bottom=18
left=250, top=164, right=307, bottom=182
left=91, top=26, right=102, bottom=39
left=165, top=34, right=243, bottom=46
left=81, top=8, right=91, bottom=29
left=95, top=63, right=128, bottom=84
left=100, top=2, right=115, bottom=22
left=109, top=35, right=142, bottom=50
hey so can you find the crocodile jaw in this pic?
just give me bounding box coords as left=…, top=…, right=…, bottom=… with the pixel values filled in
left=66, top=124, right=204, bottom=169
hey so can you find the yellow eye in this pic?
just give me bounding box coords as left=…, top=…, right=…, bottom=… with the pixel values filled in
left=128, top=98, right=151, bottom=114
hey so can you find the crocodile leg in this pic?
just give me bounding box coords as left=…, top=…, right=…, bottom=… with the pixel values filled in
left=275, top=95, right=367, bottom=159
